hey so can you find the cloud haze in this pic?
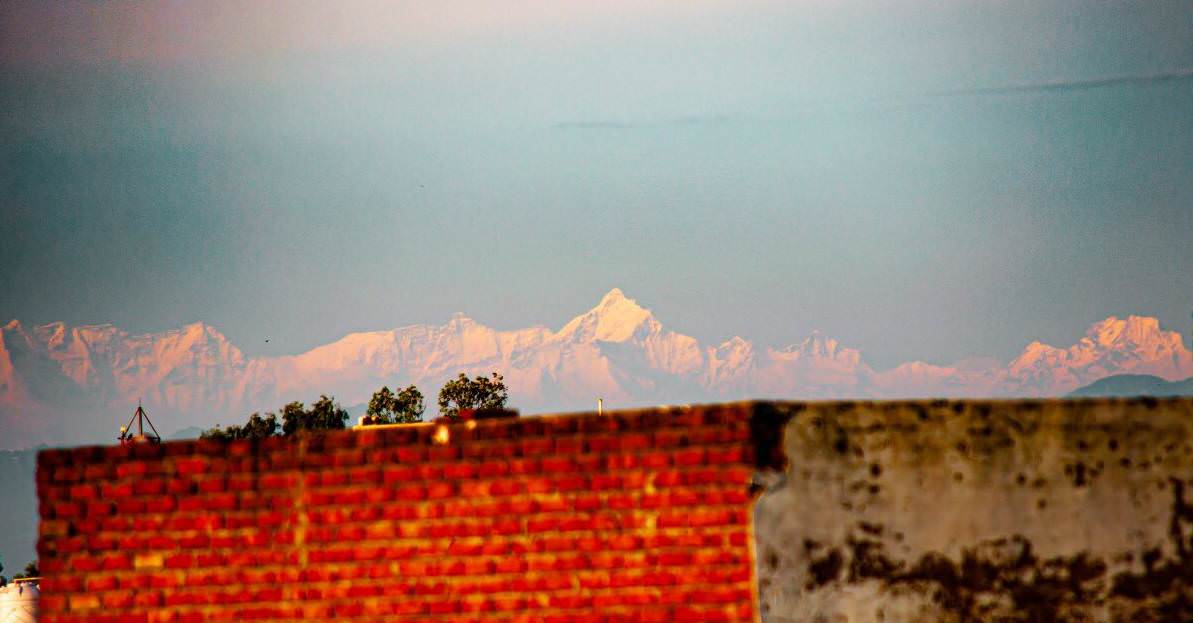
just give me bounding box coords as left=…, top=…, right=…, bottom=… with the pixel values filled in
left=0, top=0, right=747, bottom=67
left=932, top=68, right=1193, bottom=97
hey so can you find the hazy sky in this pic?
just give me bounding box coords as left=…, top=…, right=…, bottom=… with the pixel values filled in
left=2, top=1, right=1191, bottom=368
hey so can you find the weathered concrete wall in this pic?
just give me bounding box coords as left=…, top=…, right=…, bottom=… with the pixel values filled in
left=754, top=399, right=1193, bottom=622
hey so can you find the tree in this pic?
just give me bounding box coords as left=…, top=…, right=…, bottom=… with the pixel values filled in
left=13, top=560, right=37, bottom=579
left=241, top=412, right=280, bottom=438
left=281, top=395, right=349, bottom=435
left=200, top=396, right=348, bottom=439
left=437, top=372, right=508, bottom=420
left=365, top=385, right=425, bottom=424
left=278, top=401, right=307, bottom=436
left=201, top=412, right=279, bottom=441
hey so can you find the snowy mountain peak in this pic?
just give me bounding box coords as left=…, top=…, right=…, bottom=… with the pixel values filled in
left=768, top=330, right=864, bottom=372
left=34, top=321, right=67, bottom=342
left=447, top=312, right=477, bottom=327
left=711, top=337, right=754, bottom=366
left=787, top=330, right=839, bottom=356
left=721, top=336, right=751, bottom=350
left=600, top=287, right=628, bottom=304
left=1016, top=340, right=1055, bottom=358
left=167, top=321, right=232, bottom=346
left=1004, top=315, right=1192, bottom=395
left=593, top=288, right=644, bottom=315
left=1087, top=315, right=1165, bottom=348
left=556, top=288, right=660, bottom=343
left=174, top=321, right=211, bottom=341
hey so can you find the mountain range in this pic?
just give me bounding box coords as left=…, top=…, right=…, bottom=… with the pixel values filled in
left=2, top=288, right=1191, bottom=450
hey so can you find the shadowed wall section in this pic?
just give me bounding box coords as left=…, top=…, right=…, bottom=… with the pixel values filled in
left=35, top=399, right=1193, bottom=622
left=36, top=406, right=765, bottom=623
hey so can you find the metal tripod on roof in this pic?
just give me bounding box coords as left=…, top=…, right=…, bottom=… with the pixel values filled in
left=119, top=400, right=161, bottom=445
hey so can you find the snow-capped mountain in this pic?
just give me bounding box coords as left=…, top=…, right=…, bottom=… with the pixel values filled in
left=1003, top=316, right=1192, bottom=395
left=2, top=291, right=1191, bottom=449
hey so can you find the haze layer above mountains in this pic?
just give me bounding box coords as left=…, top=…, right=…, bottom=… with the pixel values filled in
left=2, top=288, right=1190, bottom=449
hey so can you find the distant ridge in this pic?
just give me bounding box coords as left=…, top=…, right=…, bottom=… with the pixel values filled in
left=1067, top=374, right=1193, bottom=398
left=167, top=426, right=207, bottom=440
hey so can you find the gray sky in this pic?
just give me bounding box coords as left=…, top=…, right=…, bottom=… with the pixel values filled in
left=2, top=1, right=1191, bottom=368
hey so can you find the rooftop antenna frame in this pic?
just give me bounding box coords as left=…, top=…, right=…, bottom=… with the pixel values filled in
left=119, top=399, right=161, bottom=445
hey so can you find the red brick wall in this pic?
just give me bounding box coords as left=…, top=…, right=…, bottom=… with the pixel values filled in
left=36, top=405, right=771, bottom=622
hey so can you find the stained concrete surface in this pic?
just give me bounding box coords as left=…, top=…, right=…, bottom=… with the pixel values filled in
left=753, top=399, right=1193, bottom=622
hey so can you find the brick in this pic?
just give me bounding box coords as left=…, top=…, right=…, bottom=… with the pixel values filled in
left=346, top=467, right=379, bottom=484
left=85, top=575, right=119, bottom=591
left=382, top=465, right=416, bottom=483
left=135, top=552, right=165, bottom=569
left=174, top=457, right=210, bottom=475
left=115, top=498, right=146, bottom=513
left=69, top=594, right=101, bottom=611
left=166, top=477, right=195, bottom=495
left=705, top=446, right=747, bottom=464
left=197, top=476, right=226, bottom=493
left=68, top=483, right=97, bottom=500
left=144, top=496, right=176, bottom=513
left=164, top=553, right=194, bottom=569
left=84, top=463, right=112, bottom=480
left=101, top=591, right=134, bottom=608
left=99, top=551, right=131, bottom=570
left=208, top=492, right=238, bottom=511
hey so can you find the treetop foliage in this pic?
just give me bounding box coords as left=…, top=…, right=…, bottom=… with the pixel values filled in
left=201, top=395, right=347, bottom=440
left=437, top=372, right=508, bottom=420
left=200, top=412, right=278, bottom=441
left=281, top=395, right=349, bottom=436
left=365, top=385, right=425, bottom=424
